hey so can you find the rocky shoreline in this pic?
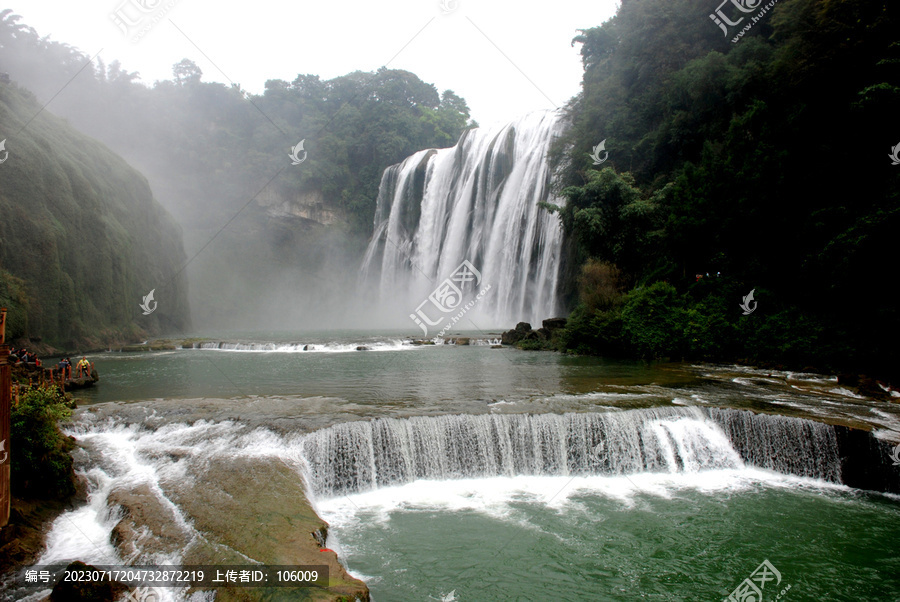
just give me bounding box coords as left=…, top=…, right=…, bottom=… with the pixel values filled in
left=499, top=317, right=899, bottom=404
left=0, top=440, right=370, bottom=602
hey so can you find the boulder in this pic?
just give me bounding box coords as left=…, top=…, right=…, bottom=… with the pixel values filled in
left=108, top=484, right=190, bottom=559
left=837, top=374, right=859, bottom=387
left=501, top=322, right=532, bottom=345
left=858, top=376, right=890, bottom=400
left=837, top=373, right=890, bottom=400
left=455, top=338, right=470, bottom=346
left=542, top=317, right=568, bottom=331
left=49, top=561, right=129, bottom=602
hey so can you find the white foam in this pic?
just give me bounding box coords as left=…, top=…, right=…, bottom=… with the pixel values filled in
left=314, top=469, right=846, bottom=529
left=38, top=467, right=121, bottom=566
left=193, top=339, right=415, bottom=353
left=829, top=387, right=866, bottom=399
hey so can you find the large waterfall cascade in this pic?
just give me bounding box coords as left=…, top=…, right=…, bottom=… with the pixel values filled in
left=300, top=407, right=843, bottom=498
left=360, top=110, right=568, bottom=328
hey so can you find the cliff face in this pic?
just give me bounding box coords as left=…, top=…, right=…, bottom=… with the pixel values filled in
left=0, top=82, right=190, bottom=349
left=256, top=187, right=344, bottom=226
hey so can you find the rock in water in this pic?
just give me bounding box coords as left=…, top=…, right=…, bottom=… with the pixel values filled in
left=501, top=322, right=532, bottom=345
left=49, top=561, right=128, bottom=601
left=542, top=317, right=568, bottom=331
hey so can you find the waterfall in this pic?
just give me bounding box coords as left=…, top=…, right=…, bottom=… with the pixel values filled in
left=359, top=110, right=567, bottom=329
left=299, top=407, right=843, bottom=497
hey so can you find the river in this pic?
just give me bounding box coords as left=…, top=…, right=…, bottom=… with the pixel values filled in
left=6, top=330, right=900, bottom=601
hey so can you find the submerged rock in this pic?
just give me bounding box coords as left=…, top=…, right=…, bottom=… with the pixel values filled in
left=837, top=373, right=891, bottom=400
left=108, top=484, right=190, bottom=559
left=49, top=561, right=128, bottom=601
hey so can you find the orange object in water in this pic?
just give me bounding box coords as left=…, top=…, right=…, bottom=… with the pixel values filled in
left=319, top=548, right=334, bottom=553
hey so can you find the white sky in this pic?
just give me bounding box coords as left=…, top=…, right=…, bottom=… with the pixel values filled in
left=9, top=0, right=619, bottom=126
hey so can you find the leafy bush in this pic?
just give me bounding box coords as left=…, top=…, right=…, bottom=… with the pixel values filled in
left=10, top=385, right=75, bottom=499
left=684, top=292, right=737, bottom=359
left=621, top=282, right=688, bottom=359
left=557, top=304, right=624, bottom=356
left=738, top=308, right=835, bottom=370
left=578, top=259, right=624, bottom=313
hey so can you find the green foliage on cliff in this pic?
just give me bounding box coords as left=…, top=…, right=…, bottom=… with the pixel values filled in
left=10, top=385, right=75, bottom=499
left=553, top=0, right=900, bottom=376
left=0, top=83, right=190, bottom=347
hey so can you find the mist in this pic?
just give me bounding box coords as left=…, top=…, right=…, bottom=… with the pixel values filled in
left=0, top=13, right=494, bottom=336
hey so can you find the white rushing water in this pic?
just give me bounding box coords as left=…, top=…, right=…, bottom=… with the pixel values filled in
left=17, top=406, right=844, bottom=601
left=300, top=407, right=842, bottom=497
left=191, top=339, right=415, bottom=353
left=360, top=109, right=568, bottom=328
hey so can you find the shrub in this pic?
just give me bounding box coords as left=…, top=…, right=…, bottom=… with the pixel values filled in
left=10, top=385, right=76, bottom=499
left=557, top=304, right=624, bottom=356
left=684, top=293, right=737, bottom=359
left=578, top=259, right=624, bottom=313
left=621, top=282, right=688, bottom=358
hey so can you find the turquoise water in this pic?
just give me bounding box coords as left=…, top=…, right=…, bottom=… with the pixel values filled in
left=24, top=332, right=900, bottom=602
left=76, top=331, right=900, bottom=434
left=317, top=473, right=900, bottom=601
left=75, top=330, right=682, bottom=407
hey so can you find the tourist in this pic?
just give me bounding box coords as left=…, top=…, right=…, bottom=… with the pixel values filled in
left=77, top=356, right=91, bottom=378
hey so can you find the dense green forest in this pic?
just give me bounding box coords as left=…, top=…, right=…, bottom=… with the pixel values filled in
left=2, top=1, right=897, bottom=377
left=0, top=83, right=190, bottom=349
left=0, top=9, right=475, bottom=328
left=546, top=0, right=899, bottom=379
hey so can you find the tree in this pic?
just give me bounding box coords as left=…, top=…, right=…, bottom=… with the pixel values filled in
left=172, top=58, right=202, bottom=86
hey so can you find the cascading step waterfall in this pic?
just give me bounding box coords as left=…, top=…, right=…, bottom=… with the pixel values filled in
left=359, top=109, right=568, bottom=328
left=300, top=407, right=843, bottom=497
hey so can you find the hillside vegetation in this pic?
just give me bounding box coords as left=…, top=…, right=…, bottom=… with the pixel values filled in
left=0, top=83, right=189, bottom=349
left=544, top=0, right=900, bottom=379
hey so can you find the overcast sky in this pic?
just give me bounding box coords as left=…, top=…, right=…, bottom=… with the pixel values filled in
left=10, top=0, right=619, bottom=126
